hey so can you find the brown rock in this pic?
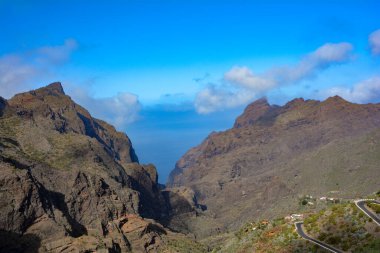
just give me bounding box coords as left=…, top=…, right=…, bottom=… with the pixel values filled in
left=168, top=96, right=380, bottom=235
left=0, top=83, right=194, bottom=252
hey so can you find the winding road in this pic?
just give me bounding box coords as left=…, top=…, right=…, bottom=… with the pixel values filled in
left=294, top=222, right=343, bottom=253
left=354, top=199, right=380, bottom=226
left=295, top=199, right=380, bottom=252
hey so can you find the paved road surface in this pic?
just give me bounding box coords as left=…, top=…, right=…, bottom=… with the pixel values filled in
left=355, top=199, right=380, bottom=226
left=295, top=199, right=380, bottom=252
left=295, top=222, right=343, bottom=253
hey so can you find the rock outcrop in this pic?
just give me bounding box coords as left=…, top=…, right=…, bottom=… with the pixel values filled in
left=168, top=96, right=380, bottom=234
left=0, top=83, right=200, bottom=252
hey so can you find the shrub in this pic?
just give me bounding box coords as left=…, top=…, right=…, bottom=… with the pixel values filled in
left=367, top=202, right=380, bottom=214
left=326, top=236, right=341, bottom=245
left=318, top=233, right=328, bottom=241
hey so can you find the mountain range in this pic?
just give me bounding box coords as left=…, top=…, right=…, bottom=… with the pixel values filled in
left=168, top=95, right=380, bottom=236
left=0, top=83, right=203, bottom=252
left=1, top=83, right=379, bottom=252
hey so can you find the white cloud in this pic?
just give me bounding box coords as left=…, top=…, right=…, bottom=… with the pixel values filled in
left=195, top=85, right=256, bottom=114
left=68, top=85, right=141, bottom=130
left=321, top=76, right=380, bottom=103
left=267, top=42, right=353, bottom=85
left=36, top=39, right=78, bottom=64
left=0, top=55, right=37, bottom=97
left=369, top=29, right=380, bottom=55
left=224, top=66, right=276, bottom=91
left=311, top=42, right=353, bottom=62
left=0, top=39, right=77, bottom=98
left=195, top=42, right=353, bottom=113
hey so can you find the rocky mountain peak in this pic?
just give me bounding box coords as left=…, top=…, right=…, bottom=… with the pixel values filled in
left=234, top=97, right=274, bottom=128
left=251, top=97, right=270, bottom=106
left=169, top=95, right=380, bottom=237
left=43, top=82, right=65, bottom=95
left=1, top=84, right=208, bottom=252
left=284, top=97, right=306, bottom=108
left=323, top=95, right=349, bottom=106
left=6, top=83, right=139, bottom=165
left=9, top=82, right=70, bottom=110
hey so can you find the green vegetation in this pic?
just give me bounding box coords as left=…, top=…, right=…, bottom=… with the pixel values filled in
left=298, top=195, right=316, bottom=209
left=0, top=116, right=20, bottom=138
left=209, top=198, right=380, bottom=253
left=367, top=202, right=380, bottom=214
left=161, top=238, right=209, bottom=253
left=303, top=202, right=380, bottom=252
left=211, top=218, right=320, bottom=253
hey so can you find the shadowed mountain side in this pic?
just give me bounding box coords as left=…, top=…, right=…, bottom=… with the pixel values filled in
left=0, top=83, right=205, bottom=252
left=0, top=230, right=41, bottom=253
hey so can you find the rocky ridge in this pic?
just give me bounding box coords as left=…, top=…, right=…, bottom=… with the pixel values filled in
left=0, top=83, right=202, bottom=253
left=168, top=96, right=380, bottom=236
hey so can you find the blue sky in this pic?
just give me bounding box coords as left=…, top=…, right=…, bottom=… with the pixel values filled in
left=1, top=0, right=380, bottom=183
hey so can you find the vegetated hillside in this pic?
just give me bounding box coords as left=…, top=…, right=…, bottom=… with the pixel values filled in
left=303, top=201, right=380, bottom=252
left=0, top=83, right=204, bottom=253
left=168, top=96, right=380, bottom=235
left=206, top=193, right=380, bottom=253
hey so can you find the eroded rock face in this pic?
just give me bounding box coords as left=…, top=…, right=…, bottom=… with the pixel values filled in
left=168, top=96, right=380, bottom=234
left=0, top=83, right=197, bottom=252
left=0, top=97, right=7, bottom=117
left=7, top=82, right=138, bottom=166
left=233, top=97, right=279, bottom=128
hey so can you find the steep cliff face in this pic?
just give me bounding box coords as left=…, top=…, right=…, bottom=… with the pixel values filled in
left=168, top=96, right=380, bottom=233
left=7, top=82, right=138, bottom=166
left=0, top=83, right=199, bottom=253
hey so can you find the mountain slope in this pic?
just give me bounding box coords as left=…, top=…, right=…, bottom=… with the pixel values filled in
left=0, top=83, right=202, bottom=253
left=209, top=194, right=380, bottom=253
left=168, top=96, right=380, bottom=234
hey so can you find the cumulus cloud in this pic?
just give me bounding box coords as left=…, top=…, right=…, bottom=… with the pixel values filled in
left=36, top=39, right=78, bottom=64
left=68, top=86, right=141, bottom=130
left=224, top=66, right=276, bottom=91
left=369, top=29, right=380, bottom=55
left=321, top=76, right=380, bottom=103
left=273, top=42, right=353, bottom=84
left=0, top=39, right=78, bottom=98
left=195, top=42, right=354, bottom=113
left=0, top=55, right=37, bottom=97
left=311, top=42, right=353, bottom=62
left=195, top=85, right=256, bottom=114
left=226, top=43, right=353, bottom=89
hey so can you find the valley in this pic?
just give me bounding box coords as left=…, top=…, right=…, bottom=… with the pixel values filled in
left=0, top=83, right=379, bottom=252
